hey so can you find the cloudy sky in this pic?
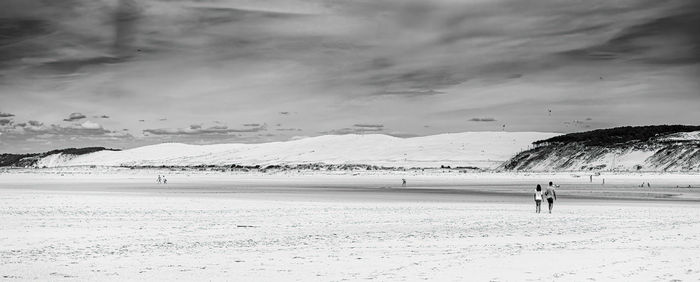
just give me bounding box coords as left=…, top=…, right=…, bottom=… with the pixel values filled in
left=1, top=0, right=698, bottom=153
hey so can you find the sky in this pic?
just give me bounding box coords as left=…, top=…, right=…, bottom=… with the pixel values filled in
left=1, top=0, right=698, bottom=153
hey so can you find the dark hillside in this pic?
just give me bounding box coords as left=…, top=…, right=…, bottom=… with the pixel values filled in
left=504, top=125, right=700, bottom=171
left=534, top=125, right=700, bottom=146
left=0, top=147, right=119, bottom=167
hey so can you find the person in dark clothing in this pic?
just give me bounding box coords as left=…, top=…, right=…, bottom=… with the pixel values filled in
left=545, top=181, right=557, bottom=213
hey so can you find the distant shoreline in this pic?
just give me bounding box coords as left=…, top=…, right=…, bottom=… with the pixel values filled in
left=3, top=165, right=700, bottom=174
left=2, top=168, right=698, bottom=203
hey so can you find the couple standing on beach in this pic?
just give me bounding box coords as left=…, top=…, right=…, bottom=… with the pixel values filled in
left=534, top=182, right=557, bottom=213
left=156, top=175, right=167, bottom=184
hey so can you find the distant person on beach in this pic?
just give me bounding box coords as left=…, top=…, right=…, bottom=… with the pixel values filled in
left=157, top=175, right=162, bottom=184
left=163, top=176, right=167, bottom=184
left=534, top=184, right=543, bottom=213
left=545, top=181, right=557, bottom=213
left=402, top=178, right=407, bottom=187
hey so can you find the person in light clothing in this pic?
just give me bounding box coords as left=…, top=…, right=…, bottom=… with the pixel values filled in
left=534, top=184, right=543, bottom=213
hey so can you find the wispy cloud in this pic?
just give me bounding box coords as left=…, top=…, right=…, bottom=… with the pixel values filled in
left=560, top=9, right=700, bottom=64
left=143, top=124, right=267, bottom=136
left=353, top=124, right=384, bottom=129
left=276, top=128, right=302, bottom=132
left=321, top=123, right=385, bottom=135
left=0, top=0, right=697, bottom=152
left=469, top=117, right=497, bottom=122
left=0, top=118, right=133, bottom=152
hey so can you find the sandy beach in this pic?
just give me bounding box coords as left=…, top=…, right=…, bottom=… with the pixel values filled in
left=3, top=0, right=698, bottom=280
left=1, top=170, right=699, bottom=281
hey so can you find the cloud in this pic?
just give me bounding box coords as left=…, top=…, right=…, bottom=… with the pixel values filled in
left=63, top=112, right=87, bottom=122
left=560, top=8, right=700, bottom=64
left=321, top=123, right=385, bottom=135
left=374, top=89, right=445, bottom=97
left=80, top=120, right=103, bottom=129
left=27, top=120, right=43, bottom=127
left=22, top=122, right=108, bottom=136
left=0, top=112, right=15, bottom=118
left=0, top=118, right=131, bottom=144
left=276, top=128, right=302, bottom=132
left=0, top=0, right=698, bottom=152
left=0, top=119, right=12, bottom=126
left=353, top=124, right=384, bottom=128
left=95, top=115, right=110, bottom=119
left=243, top=123, right=261, bottom=127
left=469, top=117, right=497, bottom=122
left=143, top=124, right=267, bottom=136
left=563, top=119, right=599, bottom=129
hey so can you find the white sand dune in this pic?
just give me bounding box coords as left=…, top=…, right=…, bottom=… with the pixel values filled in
left=35, top=132, right=558, bottom=169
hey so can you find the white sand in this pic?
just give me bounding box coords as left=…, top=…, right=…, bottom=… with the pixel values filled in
left=1, top=171, right=700, bottom=281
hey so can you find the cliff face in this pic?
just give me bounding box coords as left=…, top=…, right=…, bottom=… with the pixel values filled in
left=501, top=130, right=700, bottom=172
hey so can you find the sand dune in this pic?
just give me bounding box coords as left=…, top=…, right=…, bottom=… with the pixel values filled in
left=35, top=132, right=558, bottom=169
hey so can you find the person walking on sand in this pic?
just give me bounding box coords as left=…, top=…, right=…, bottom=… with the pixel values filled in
left=402, top=178, right=407, bottom=187
left=534, top=184, right=543, bottom=213
left=157, top=175, right=161, bottom=184
left=163, top=176, right=167, bottom=184
left=545, top=181, right=557, bottom=213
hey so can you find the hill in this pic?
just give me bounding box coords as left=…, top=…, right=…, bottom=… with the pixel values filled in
left=0, top=147, right=118, bottom=168
left=502, top=125, right=700, bottom=172
left=533, top=125, right=700, bottom=146
left=26, top=132, right=557, bottom=169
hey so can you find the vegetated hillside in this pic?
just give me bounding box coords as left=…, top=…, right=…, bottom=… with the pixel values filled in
left=33, top=132, right=558, bottom=169
left=534, top=125, right=700, bottom=146
left=501, top=125, right=700, bottom=172
left=0, top=147, right=118, bottom=168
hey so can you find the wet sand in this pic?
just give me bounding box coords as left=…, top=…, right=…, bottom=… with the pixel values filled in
left=2, top=178, right=699, bottom=203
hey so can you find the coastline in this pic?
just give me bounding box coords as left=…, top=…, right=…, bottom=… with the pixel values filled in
left=2, top=168, right=698, bottom=203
